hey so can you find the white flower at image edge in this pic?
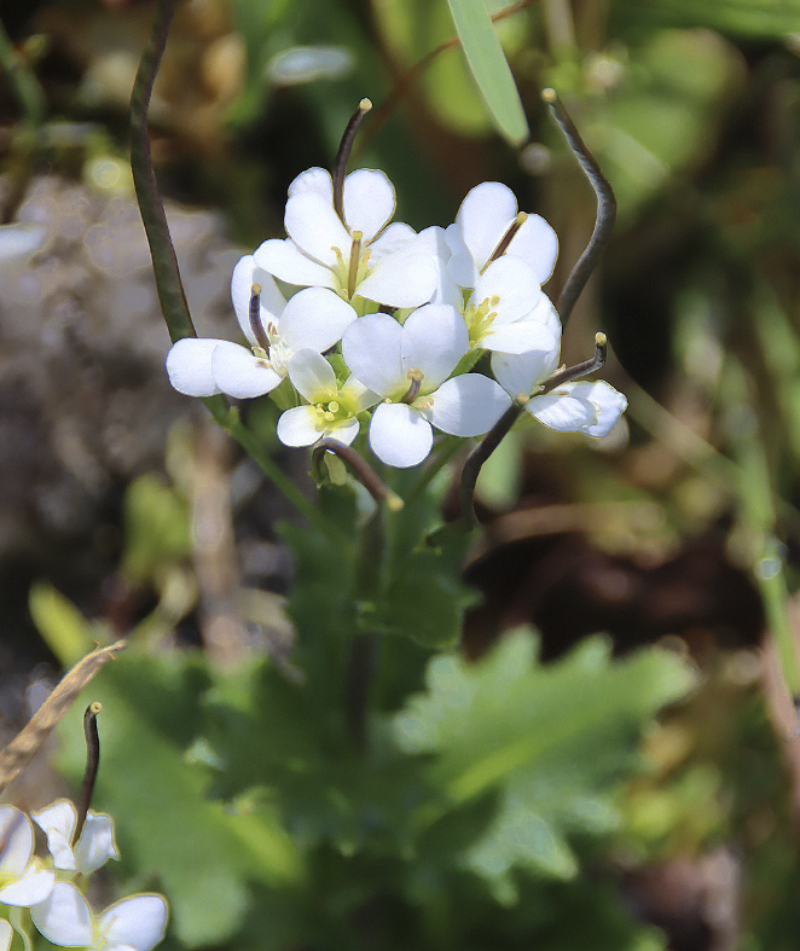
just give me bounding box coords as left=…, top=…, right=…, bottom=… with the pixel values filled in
left=0, top=806, right=54, bottom=906
left=166, top=256, right=357, bottom=399
left=276, top=349, right=378, bottom=447
left=32, top=800, right=119, bottom=875
left=446, top=181, right=559, bottom=290
left=342, top=305, right=511, bottom=468
left=492, top=346, right=627, bottom=437
left=32, top=883, right=168, bottom=951
left=254, top=167, right=437, bottom=308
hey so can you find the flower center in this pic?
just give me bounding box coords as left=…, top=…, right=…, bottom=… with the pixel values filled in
left=400, top=368, right=424, bottom=403
left=309, top=386, right=360, bottom=431
left=464, top=295, right=500, bottom=347
left=331, top=236, right=373, bottom=303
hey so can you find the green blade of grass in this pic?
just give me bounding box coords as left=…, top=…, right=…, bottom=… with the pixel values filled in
left=445, top=0, right=529, bottom=145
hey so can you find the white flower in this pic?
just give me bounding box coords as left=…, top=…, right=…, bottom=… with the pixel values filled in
left=342, top=306, right=511, bottom=468
left=492, top=342, right=627, bottom=438
left=0, top=806, right=54, bottom=906
left=166, top=256, right=357, bottom=399
left=276, top=349, right=378, bottom=447
left=461, top=256, right=560, bottom=355
left=32, top=883, right=168, bottom=951
left=446, top=181, right=559, bottom=289
left=253, top=167, right=438, bottom=308
left=32, top=800, right=118, bottom=875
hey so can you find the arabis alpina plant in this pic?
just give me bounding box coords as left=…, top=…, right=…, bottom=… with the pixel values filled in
left=445, top=181, right=559, bottom=289
left=276, top=349, right=378, bottom=447
left=166, top=263, right=356, bottom=399
left=254, top=166, right=438, bottom=309
left=341, top=306, right=511, bottom=468
left=164, top=100, right=627, bottom=479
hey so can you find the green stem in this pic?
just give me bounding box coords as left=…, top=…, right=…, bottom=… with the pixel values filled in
left=131, top=0, right=334, bottom=528
left=130, top=0, right=196, bottom=342
left=346, top=510, right=385, bottom=749
left=212, top=403, right=334, bottom=537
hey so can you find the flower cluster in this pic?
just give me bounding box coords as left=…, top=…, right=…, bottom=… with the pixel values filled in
left=0, top=802, right=167, bottom=951
left=167, top=164, right=627, bottom=469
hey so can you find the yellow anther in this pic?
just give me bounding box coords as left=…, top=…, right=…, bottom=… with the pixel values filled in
left=595, top=331, right=607, bottom=347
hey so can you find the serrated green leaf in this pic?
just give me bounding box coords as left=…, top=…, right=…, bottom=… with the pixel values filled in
left=445, top=0, right=528, bottom=144
left=395, top=628, right=694, bottom=891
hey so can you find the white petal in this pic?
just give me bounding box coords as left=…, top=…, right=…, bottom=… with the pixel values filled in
left=456, top=181, right=518, bottom=270
left=0, top=864, right=54, bottom=907
left=166, top=338, right=221, bottom=397
left=0, top=807, right=33, bottom=877
left=253, top=238, right=336, bottom=289
left=211, top=341, right=282, bottom=399
left=529, top=294, right=562, bottom=338
left=230, top=254, right=286, bottom=344
left=288, top=166, right=333, bottom=201
left=324, top=418, right=360, bottom=446
left=401, top=304, right=468, bottom=388
left=287, top=349, right=336, bottom=401
left=74, top=813, right=119, bottom=875
left=369, top=222, right=417, bottom=259
left=481, top=318, right=558, bottom=355
left=278, top=287, right=356, bottom=353
left=356, top=252, right=437, bottom=308
left=426, top=375, right=511, bottom=436
left=285, top=193, right=350, bottom=267
left=343, top=169, right=395, bottom=242
left=415, top=226, right=463, bottom=307
left=506, top=213, right=559, bottom=284
left=32, top=801, right=77, bottom=871
left=31, top=883, right=93, bottom=945
left=528, top=380, right=627, bottom=437
left=342, top=314, right=403, bottom=395
left=473, top=257, right=542, bottom=325
left=99, top=894, right=168, bottom=951
left=444, top=222, right=480, bottom=288
left=277, top=406, right=325, bottom=446
left=369, top=403, right=433, bottom=468
left=0, top=919, right=12, bottom=951
left=492, top=346, right=560, bottom=396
